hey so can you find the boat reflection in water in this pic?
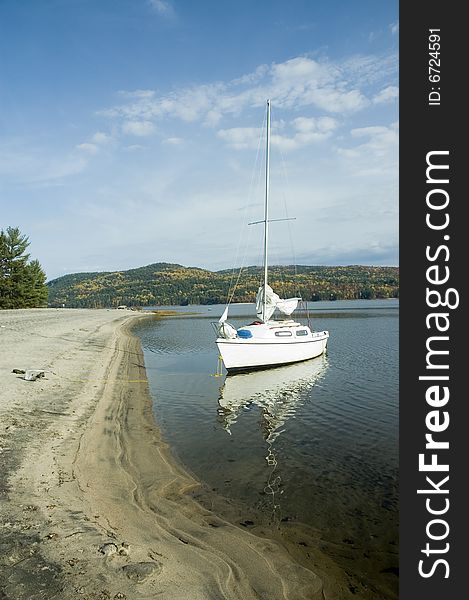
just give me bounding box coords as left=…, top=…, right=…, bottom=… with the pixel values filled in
left=217, top=356, right=328, bottom=524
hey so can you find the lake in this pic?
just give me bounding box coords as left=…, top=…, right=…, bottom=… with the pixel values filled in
left=133, top=299, right=399, bottom=599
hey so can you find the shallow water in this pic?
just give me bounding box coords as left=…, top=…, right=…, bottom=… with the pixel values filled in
left=134, top=299, right=399, bottom=598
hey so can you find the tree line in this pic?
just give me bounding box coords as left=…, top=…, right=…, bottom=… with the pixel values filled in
left=47, top=262, right=399, bottom=308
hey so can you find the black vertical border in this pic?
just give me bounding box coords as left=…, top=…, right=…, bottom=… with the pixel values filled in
left=400, top=2, right=466, bottom=598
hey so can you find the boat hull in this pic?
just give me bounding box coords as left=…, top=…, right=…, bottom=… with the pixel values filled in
left=216, top=331, right=329, bottom=372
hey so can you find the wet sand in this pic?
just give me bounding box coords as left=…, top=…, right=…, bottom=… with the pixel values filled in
left=0, top=308, right=330, bottom=599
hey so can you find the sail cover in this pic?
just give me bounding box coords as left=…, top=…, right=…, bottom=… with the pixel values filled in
left=217, top=305, right=237, bottom=339
left=256, top=285, right=300, bottom=321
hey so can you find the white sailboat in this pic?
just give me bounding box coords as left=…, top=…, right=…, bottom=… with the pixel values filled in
left=216, top=100, right=329, bottom=372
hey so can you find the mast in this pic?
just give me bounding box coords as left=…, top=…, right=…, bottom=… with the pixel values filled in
left=262, top=99, right=271, bottom=323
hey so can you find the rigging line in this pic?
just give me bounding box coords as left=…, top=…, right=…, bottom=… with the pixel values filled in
left=225, top=112, right=265, bottom=304
left=248, top=217, right=296, bottom=225
left=236, top=112, right=266, bottom=284
left=226, top=110, right=266, bottom=306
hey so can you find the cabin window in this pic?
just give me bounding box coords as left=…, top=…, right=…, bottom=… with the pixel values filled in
left=296, top=330, right=308, bottom=336
left=275, top=331, right=293, bottom=337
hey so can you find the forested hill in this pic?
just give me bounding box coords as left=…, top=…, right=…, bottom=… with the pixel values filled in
left=46, top=262, right=399, bottom=308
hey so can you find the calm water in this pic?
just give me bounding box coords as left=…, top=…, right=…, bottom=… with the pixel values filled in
left=134, top=299, right=399, bottom=598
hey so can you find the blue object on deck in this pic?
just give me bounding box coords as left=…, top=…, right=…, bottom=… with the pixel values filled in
left=237, top=329, right=253, bottom=339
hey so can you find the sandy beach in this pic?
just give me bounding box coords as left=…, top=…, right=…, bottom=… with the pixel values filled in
left=0, top=308, right=333, bottom=600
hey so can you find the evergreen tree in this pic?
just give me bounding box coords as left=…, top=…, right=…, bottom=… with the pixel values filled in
left=24, top=259, right=49, bottom=307
left=0, top=227, right=48, bottom=308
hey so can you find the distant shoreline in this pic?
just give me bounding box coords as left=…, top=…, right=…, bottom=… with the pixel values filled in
left=47, top=263, right=399, bottom=309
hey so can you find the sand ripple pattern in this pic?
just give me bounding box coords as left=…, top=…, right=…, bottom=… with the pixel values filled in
left=0, top=309, right=326, bottom=599
left=72, top=317, right=326, bottom=599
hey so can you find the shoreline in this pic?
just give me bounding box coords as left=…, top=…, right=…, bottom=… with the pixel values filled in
left=0, top=309, right=326, bottom=599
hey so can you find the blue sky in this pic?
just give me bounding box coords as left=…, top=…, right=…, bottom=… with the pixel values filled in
left=0, top=0, right=398, bottom=281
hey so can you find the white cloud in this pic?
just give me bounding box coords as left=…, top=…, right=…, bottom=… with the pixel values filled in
left=122, top=120, right=155, bottom=136
left=338, top=122, right=398, bottom=177
left=217, top=127, right=261, bottom=150
left=163, top=137, right=184, bottom=145
left=373, top=85, right=399, bottom=104
left=91, top=131, right=112, bottom=144
left=218, top=115, right=339, bottom=151
left=76, top=142, right=98, bottom=154
left=342, top=54, right=398, bottom=87
left=276, top=115, right=339, bottom=149
left=390, top=21, right=399, bottom=35
left=293, top=116, right=337, bottom=133
left=0, top=142, right=88, bottom=185
left=204, top=109, right=223, bottom=127
left=267, top=56, right=370, bottom=113
left=148, top=0, right=175, bottom=18
left=101, top=52, right=397, bottom=131
left=118, top=89, right=155, bottom=99
left=271, top=56, right=331, bottom=84
left=304, top=88, right=369, bottom=113
left=350, top=123, right=398, bottom=143
left=232, top=64, right=269, bottom=86
left=76, top=130, right=113, bottom=156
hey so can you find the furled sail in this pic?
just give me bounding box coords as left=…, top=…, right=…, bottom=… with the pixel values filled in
left=217, top=305, right=238, bottom=338
left=256, top=284, right=300, bottom=321
left=219, top=306, right=229, bottom=324
left=276, top=297, right=300, bottom=315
